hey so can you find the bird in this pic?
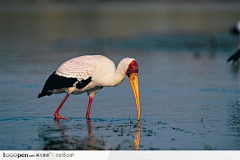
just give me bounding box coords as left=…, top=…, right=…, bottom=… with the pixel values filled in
left=228, top=20, right=240, bottom=65
left=38, top=55, right=141, bottom=121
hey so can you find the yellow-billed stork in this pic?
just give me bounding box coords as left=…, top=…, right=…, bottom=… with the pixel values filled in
left=38, top=55, right=141, bottom=120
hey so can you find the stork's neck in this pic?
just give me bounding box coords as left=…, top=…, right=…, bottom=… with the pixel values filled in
left=104, top=58, right=134, bottom=87
left=107, top=64, right=126, bottom=87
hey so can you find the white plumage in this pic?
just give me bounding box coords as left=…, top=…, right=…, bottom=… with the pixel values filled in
left=56, top=56, right=98, bottom=81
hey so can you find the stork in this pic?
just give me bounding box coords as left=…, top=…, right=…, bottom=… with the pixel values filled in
left=38, top=55, right=141, bottom=121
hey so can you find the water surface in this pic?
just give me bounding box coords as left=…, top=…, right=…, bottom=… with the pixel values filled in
left=0, top=2, right=240, bottom=150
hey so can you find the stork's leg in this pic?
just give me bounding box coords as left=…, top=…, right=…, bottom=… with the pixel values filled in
left=54, top=93, right=70, bottom=119
left=86, top=96, right=93, bottom=119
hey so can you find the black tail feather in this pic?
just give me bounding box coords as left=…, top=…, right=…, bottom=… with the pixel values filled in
left=38, top=92, right=52, bottom=98
left=38, top=93, right=44, bottom=98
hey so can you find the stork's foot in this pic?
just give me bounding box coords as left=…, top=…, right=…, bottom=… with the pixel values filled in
left=54, top=112, right=70, bottom=119
left=86, top=114, right=90, bottom=120
left=86, top=117, right=91, bottom=120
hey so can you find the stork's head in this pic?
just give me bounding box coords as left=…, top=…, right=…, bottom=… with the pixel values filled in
left=126, top=60, right=139, bottom=76
left=124, top=59, right=141, bottom=121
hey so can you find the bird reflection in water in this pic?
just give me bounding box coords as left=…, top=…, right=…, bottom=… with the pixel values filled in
left=54, top=118, right=65, bottom=137
left=86, top=119, right=93, bottom=142
left=40, top=119, right=141, bottom=150
left=134, top=121, right=141, bottom=150
left=86, top=119, right=141, bottom=150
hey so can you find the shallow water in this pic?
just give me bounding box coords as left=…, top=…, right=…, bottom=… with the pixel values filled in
left=0, top=2, right=240, bottom=150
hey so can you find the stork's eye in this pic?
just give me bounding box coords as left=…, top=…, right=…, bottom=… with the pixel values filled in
left=129, top=66, right=133, bottom=70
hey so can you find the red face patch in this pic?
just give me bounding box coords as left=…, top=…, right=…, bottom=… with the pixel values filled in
left=126, top=60, right=139, bottom=77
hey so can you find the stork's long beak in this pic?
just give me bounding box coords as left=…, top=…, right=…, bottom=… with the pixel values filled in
left=128, top=73, right=141, bottom=121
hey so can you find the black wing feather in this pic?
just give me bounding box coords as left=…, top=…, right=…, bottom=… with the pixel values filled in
left=38, top=71, right=92, bottom=98
left=38, top=71, right=77, bottom=98
left=76, top=77, right=92, bottom=89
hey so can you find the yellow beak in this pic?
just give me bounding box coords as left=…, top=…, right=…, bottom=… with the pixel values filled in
left=128, top=73, right=141, bottom=121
